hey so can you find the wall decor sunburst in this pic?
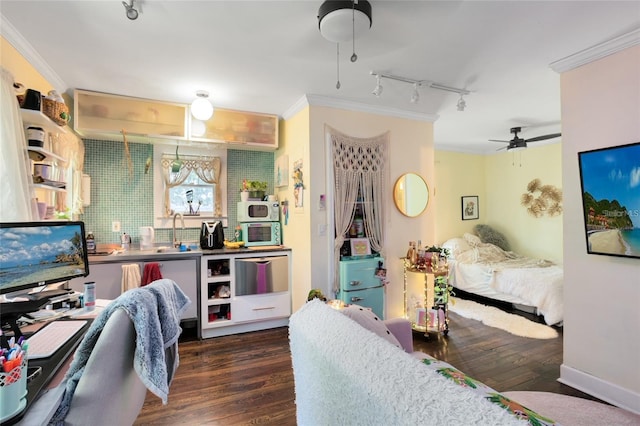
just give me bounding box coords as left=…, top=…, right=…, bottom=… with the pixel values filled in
left=521, top=178, right=563, bottom=218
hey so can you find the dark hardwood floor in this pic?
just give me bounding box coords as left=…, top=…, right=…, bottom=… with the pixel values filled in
left=134, top=312, right=598, bottom=425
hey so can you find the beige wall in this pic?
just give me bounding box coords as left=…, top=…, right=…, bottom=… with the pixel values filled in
left=560, top=45, right=640, bottom=412
left=485, top=144, right=563, bottom=263
left=1, top=36, right=53, bottom=93
left=277, top=106, right=312, bottom=313
left=305, top=105, right=435, bottom=319
left=435, top=144, right=563, bottom=264
left=434, top=150, right=487, bottom=243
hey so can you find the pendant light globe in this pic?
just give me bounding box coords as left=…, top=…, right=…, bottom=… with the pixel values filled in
left=191, top=91, right=214, bottom=121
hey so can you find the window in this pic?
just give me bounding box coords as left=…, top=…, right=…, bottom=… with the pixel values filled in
left=153, top=144, right=227, bottom=229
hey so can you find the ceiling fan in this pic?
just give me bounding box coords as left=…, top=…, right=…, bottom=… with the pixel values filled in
left=490, top=127, right=561, bottom=151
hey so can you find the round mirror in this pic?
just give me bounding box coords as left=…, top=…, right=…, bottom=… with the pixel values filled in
left=393, top=173, right=429, bottom=217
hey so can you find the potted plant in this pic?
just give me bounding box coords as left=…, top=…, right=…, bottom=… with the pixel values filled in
left=425, top=245, right=451, bottom=258
left=243, top=180, right=268, bottom=200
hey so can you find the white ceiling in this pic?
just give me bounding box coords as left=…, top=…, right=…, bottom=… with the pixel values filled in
left=2, top=1, right=639, bottom=153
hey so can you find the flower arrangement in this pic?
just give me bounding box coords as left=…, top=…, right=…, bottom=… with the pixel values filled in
left=241, top=180, right=268, bottom=192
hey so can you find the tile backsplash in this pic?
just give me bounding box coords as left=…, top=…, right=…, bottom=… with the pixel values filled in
left=81, top=139, right=274, bottom=245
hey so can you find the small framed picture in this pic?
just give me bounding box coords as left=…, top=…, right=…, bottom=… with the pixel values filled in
left=350, top=238, right=371, bottom=256
left=461, top=195, right=479, bottom=220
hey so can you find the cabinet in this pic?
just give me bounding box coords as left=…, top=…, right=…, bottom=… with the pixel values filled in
left=402, top=259, right=450, bottom=337
left=338, top=257, right=385, bottom=319
left=68, top=258, right=199, bottom=324
left=200, top=251, right=291, bottom=338
left=189, top=107, right=278, bottom=150
left=73, top=89, right=188, bottom=142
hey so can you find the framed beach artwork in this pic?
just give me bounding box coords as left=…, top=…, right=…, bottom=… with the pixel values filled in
left=578, top=142, right=640, bottom=259
left=461, top=196, right=479, bottom=220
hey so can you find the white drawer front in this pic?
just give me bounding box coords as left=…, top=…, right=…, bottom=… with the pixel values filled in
left=233, top=292, right=290, bottom=323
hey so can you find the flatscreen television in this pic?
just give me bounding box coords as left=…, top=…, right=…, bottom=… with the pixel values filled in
left=0, top=221, right=90, bottom=335
left=578, top=142, right=640, bottom=259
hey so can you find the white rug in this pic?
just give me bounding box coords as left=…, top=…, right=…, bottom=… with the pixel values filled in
left=449, top=297, right=559, bottom=339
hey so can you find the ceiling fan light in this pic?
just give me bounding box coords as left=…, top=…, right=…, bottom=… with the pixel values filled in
left=318, top=1, right=372, bottom=42
left=508, top=146, right=526, bottom=152
left=457, top=95, right=466, bottom=111
left=191, top=91, right=214, bottom=121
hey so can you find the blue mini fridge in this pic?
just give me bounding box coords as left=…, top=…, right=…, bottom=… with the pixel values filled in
left=338, top=257, right=384, bottom=319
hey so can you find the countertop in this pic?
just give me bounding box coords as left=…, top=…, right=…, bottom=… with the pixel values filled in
left=88, top=245, right=291, bottom=264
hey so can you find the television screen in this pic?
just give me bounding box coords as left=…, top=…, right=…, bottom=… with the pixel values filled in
left=0, top=221, right=90, bottom=295
left=578, top=142, right=640, bottom=259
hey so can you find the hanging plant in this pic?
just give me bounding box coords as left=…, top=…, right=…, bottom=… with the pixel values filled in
left=521, top=178, right=563, bottom=217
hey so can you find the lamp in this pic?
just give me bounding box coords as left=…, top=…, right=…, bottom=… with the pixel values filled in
left=191, top=90, right=214, bottom=121
left=318, top=1, right=372, bottom=43
left=122, top=0, right=139, bottom=20
left=370, top=71, right=471, bottom=110
left=457, top=95, right=466, bottom=112
left=318, top=1, right=373, bottom=89
left=372, top=75, right=383, bottom=97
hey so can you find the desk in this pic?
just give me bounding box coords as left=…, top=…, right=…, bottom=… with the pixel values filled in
left=3, top=318, right=92, bottom=425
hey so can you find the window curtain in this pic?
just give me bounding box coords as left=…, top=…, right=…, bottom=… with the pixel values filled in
left=160, top=154, right=221, bottom=217
left=0, top=67, right=36, bottom=221
left=329, top=125, right=389, bottom=293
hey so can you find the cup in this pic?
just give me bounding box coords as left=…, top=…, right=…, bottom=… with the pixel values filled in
left=37, top=202, right=47, bottom=220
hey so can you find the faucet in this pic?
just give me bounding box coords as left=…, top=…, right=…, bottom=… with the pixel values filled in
left=172, top=212, right=184, bottom=248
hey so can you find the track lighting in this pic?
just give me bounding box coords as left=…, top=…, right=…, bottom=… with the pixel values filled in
left=457, top=95, right=466, bottom=111
left=372, top=75, right=383, bottom=97
left=122, top=0, right=139, bottom=20
left=370, top=71, right=471, bottom=110
left=410, top=83, right=420, bottom=103
left=191, top=90, right=214, bottom=121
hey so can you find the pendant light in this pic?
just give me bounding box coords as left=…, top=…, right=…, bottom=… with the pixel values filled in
left=191, top=90, right=214, bottom=121
left=318, top=1, right=372, bottom=89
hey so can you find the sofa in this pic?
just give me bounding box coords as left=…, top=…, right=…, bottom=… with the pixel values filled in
left=289, top=299, right=557, bottom=426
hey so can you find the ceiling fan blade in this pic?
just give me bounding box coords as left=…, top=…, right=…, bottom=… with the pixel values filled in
left=525, top=133, right=562, bottom=143
left=489, top=139, right=510, bottom=143
left=496, top=146, right=508, bottom=151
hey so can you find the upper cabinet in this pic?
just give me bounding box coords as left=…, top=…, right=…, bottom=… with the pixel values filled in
left=189, top=108, right=279, bottom=150
left=73, top=89, right=188, bottom=142
left=73, top=89, right=279, bottom=149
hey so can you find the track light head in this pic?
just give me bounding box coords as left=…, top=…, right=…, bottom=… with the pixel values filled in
left=372, top=75, right=383, bottom=97
left=122, top=0, right=138, bottom=20
left=410, top=83, right=420, bottom=103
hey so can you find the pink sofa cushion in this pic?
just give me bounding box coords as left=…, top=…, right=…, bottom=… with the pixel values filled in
left=340, top=304, right=402, bottom=349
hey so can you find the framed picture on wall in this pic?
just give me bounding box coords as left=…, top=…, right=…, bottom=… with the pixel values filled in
left=461, top=195, right=479, bottom=220
left=350, top=238, right=371, bottom=256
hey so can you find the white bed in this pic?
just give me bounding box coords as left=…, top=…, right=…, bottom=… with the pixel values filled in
left=443, top=234, right=563, bottom=325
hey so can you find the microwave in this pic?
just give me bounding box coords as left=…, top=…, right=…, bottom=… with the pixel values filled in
left=240, top=222, right=281, bottom=247
left=237, top=201, right=279, bottom=222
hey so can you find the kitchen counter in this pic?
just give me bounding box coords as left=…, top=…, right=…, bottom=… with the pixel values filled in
left=88, top=245, right=290, bottom=264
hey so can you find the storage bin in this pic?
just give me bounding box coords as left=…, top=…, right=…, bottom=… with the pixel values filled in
left=0, top=356, right=28, bottom=423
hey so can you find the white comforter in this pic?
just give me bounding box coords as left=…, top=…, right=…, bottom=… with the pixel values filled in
left=452, top=243, right=563, bottom=325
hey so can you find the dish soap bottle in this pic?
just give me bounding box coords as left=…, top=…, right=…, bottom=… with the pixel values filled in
left=86, top=232, right=96, bottom=254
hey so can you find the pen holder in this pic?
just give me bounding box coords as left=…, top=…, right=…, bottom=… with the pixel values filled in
left=0, top=355, right=28, bottom=423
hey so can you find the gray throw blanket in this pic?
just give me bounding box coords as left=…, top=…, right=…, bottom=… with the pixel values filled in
left=49, top=279, right=191, bottom=425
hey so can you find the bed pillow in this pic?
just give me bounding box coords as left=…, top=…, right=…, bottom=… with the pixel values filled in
left=463, top=232, right=482, bottom=247
left=340, top=305, right=402, bottom=349
left=441, top=238, right=472, bottom=260
left=473, top=224, right=511, bottom=251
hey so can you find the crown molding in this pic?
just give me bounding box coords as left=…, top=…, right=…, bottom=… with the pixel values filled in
left=550, top=27, right=640, bottom=73
left=1, top=14, right=67, bottom=91
left=282, top=94, right=439, bottom=123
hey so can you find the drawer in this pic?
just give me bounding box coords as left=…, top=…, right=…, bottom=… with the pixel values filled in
left=340, top=258, right=384, bottom=291
left=232, top=292, right=290, bottom=323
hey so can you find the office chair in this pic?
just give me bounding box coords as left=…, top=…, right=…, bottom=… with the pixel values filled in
left=20, top=279, right=188, bottom=426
